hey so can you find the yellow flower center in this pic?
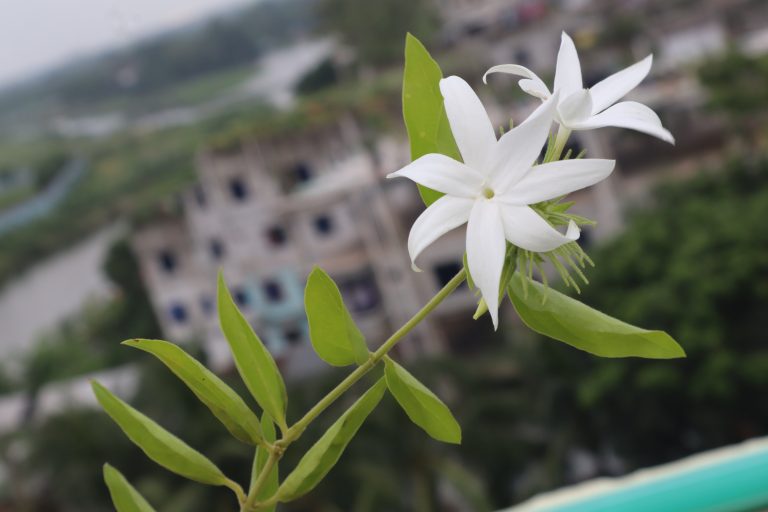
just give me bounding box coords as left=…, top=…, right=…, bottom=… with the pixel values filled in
left=482, top=187, right=495, bottom=199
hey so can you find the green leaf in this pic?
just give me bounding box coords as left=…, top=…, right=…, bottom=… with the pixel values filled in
left=507, top=273, right=686, bottom=358
left=103, top=464, right=157, bottom=512
left=123, top=338, right=263, bottom=446
left=384, top=357, right=461, bottom=444
left=92, top=381, right=229, bottom=486
left=217, top=271, right=288, bottom=431
left=276, top=378, right=387, bottom=501
left=250, top=413, right=279, bottom=511
left=305, top=267, right=369, bottom=366
left=402, top=33, right=461, bottom=206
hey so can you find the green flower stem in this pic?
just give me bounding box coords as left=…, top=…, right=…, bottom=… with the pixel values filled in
left=242, top=267, right=468, bottom=510
left=544, top=126, right=571, bottom=163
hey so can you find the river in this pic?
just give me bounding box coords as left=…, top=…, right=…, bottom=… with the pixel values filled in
left=0, top=224, right=123, bottom=359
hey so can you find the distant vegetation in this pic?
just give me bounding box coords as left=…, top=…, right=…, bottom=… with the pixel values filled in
left=0, top=0, right=317, bottom=125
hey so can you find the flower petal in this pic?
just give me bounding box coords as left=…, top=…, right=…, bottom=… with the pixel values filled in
left=408, top=195, right=473, bottom=271
left=488, top=93, right=558, bottom=193
left=483, top=64, right=550, bottom=99
left=497, top=158, right=615, bottom=205
left=570, top=101, right=675, bottom=144
left=439, top=76, right=497, bottom=171
left=589, top=55, right=652, bottom=115
left=499, top=204, right=579, bottom=253
left=387, top=154, right=484, bottom=197
left=466, top=200, right=506, bottom=329
left=554, top=32, right=583, bottom=97
left=558, top=88, right=593, bottom=125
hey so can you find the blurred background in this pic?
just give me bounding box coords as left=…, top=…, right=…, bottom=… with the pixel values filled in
left=0, top=0, right=767, bottom=510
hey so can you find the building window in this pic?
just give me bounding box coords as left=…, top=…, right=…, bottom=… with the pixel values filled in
left=157, top=250, right=177, bottom=274
left=232, top=287, right=250, bottom=308
left=169, top=302, right=188, bottom=324
left=266, top=225, right=287, bottom=246
left=263, top=280, right=284, bottom=303
left=313, top=214, right=334, bottom=236
left=229, top=177, right=249, bottom=201
left=209, top=238, right=225, bottom=260
left=193, top=185, right=206, bottom=208
left=293, top=162, right=313, bottom=183
left=340, top=273, right=380, bottom=313
left=433, top=261, right=464, bottom=288
left=284, top=326, right=303, bottom=345
left=199, top=295, right=214, bottom=316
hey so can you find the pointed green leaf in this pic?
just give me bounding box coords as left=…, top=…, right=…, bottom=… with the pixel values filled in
left=217, top=272, right=288, bottom=431
left=384, top=357, right=461, bottom=444
left=92, top=381, right=229, bottom=486
left=103, top=464, right=157, bottom=512
left=123, top=338, right=263, bottom=446
left=507, top=273, right=686, bottom=358
left=402, top=33, right=461, bottom=206
left=276, top=378, right=387, bottom=501
left=305, top=267, right=369, bottom=366
left=250, top=413, right=278, bottom=511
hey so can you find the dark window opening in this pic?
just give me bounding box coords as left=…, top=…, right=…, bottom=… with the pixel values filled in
left=233, top=287, right=250, bottom=308
left=433, top=261, right=465, bottom=288
left=199, top=295, right=214, bottom=316
left=169, top=303, right=188, bottom=323
left=313, top=214, right=334, bottom=236
left=209, top=238, right=225, bottom=260
left=340, top=274, right=380, bottom=313
left=193, top=185, right=206, bottom=208
left=263, top=280, right=284, bottom=303
left=266, top=225, right=287, bottom=246
left=293, top=162, right=313, bottom=183
left=157, top=250, right=177, bottom=274
left=284, top=326, right=302, bottom=345
left=229, top=177, right=249, bottom=201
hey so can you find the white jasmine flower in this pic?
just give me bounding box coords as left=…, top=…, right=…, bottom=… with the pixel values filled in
left=387, top=76, right=615, bottom=329
left=484, top=32, right=674, bottom=144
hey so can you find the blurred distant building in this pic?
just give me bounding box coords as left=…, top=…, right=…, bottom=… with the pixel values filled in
left=131, top=117, right=476, bottom=378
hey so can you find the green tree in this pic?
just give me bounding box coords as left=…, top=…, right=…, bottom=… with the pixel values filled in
left=318, top=0, right=438, bottom=65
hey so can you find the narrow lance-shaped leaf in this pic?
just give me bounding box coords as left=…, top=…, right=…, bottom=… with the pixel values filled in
left=384, top=357, right=461, bottom=444
left=92, top=380, right=229, bottom=486
left=276, top=378, right=387, bottom=502
left=250, top=413, right=279, bottom=512
left=123, top=338, right=263, bottom=446
left=507, top=273, right=686, bottom=359
left=217, top=271, right=288, bottom=431
left=402, top=33, right=461, bottom=206
left=305, top=267, right=369, bottom=366
left=103, top=464, right=157, bottom=512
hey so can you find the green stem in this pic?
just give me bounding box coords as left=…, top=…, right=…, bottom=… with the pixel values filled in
left=241, top=267, right=467, bottom=510
left=242, top=450, right=279, bottom=511
left=224, top=478, right=246, bottom=508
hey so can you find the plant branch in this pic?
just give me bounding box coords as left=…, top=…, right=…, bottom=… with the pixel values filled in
left=240, top=267, right=467, bottom=510
left=285, top=267, right=466, bottom=442
left=242, top=449, right=279, bottom=511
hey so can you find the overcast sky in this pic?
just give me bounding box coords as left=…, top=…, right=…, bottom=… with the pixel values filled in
left=0, top=0, right=253, bottom=86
